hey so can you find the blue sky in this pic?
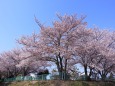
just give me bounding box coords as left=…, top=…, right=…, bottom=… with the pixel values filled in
left=0, top=0, right=115, bottom=53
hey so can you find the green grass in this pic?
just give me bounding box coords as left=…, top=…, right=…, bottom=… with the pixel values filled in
left=1, top=80, right=115, bottom=86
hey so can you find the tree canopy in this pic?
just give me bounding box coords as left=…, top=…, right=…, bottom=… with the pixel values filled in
left=0, top=14, right=115, bottom=81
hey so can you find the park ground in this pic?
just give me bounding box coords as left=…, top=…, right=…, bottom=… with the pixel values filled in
left=0, top=80, right=115, bottom=86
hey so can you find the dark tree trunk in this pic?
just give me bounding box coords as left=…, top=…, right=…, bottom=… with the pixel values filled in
left=55, top=54, right=68, bottom=80
left=101, top=74, right=106, bottom=81
left=84, top=65, right=90, bottom=81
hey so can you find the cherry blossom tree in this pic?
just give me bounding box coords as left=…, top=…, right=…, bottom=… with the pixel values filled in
left=91, top=29, right=115, bottom=80
left=16, top=52, right=49, bottom=76
left=73, top=28, right=96, bottom=80
left=18, top=14, right=87, bottom=79
left=0, top=14, right=114, bottom=81
left=0, top=48, right=49, bottom=79
left=0, top=49, right=20, bottom=78
left=73, top=28, right=115, bottom=80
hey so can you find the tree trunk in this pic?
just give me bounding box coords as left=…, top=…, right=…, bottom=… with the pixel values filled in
left=101, top=74, right=106, bottom=81
left=84, top=65, right=88, bottom=80
left=88, top=67, right=92, bottom=81
left=64, top=59, right=68, bottom=80
left=55, top=55, right=68, bottom=80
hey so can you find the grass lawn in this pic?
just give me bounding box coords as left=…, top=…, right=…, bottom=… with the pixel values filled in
left=0, top=80, right=115, bottom=86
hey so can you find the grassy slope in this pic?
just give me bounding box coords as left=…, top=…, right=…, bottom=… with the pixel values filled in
left=1, top=80, right=115, bottom=86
